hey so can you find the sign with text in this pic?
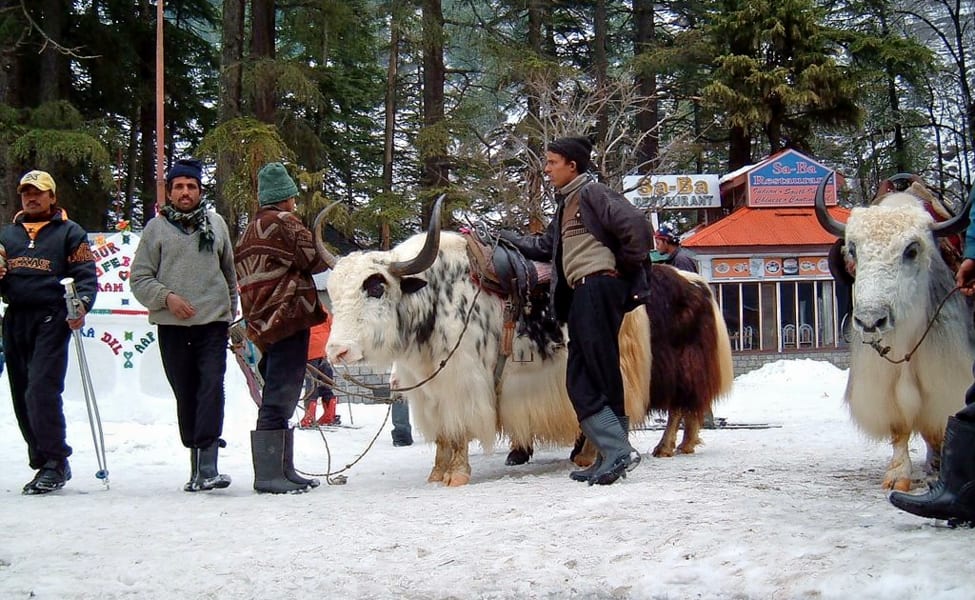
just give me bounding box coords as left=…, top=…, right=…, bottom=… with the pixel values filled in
left=88, top=230, right=146, bottom=315
left=746, top=150, right=838, bottom=208
left=623, top=174, right=721, bottom=210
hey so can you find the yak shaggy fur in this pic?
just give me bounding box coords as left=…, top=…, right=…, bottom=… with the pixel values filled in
left=644, top=265, right=734, bottom=456
left=326, top=231, right=650, bottom=486
left=843, top=193, right=974, bottom=491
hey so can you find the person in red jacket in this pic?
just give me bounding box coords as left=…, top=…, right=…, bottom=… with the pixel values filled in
left=300, top=312, right=339, bottom=427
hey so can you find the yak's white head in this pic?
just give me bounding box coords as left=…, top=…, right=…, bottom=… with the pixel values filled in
left=815, top=176, right=970, bottom=340
left=315, top=198, right=444, bottom=367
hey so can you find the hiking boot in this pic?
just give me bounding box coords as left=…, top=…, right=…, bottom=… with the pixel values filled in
left=24, top=459, right=71, bottom=495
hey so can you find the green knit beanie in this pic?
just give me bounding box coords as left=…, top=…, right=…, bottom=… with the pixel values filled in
left=258, top=162, right=299, bottom=206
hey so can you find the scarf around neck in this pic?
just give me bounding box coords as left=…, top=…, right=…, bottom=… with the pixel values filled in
left=555, top=174, right=592, bottom=203
left=160, top=204, right=215, bottom=252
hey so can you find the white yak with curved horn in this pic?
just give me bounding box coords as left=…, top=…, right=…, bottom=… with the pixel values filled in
left=815, top=173, right=974, bottom=490
left=314, top=197, right=652, bottom=486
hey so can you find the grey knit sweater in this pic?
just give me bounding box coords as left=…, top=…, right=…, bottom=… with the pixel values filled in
left=130, top=211, right=238, bottom=326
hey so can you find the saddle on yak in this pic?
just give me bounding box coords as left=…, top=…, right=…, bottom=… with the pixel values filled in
left=461, top=224, right=553, bottom=391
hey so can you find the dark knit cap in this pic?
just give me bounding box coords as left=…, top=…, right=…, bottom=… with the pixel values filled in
left=258, top=162, right=299, bottom=206
left=547, top=136, right=594, bottom=173
left=166, top=158, right=203, bottom=186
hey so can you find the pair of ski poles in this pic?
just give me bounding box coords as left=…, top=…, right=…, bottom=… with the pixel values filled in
left=61, top=277, right=110, bottom=489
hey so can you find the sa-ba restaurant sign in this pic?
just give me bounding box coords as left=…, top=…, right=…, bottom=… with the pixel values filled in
left=747, top=150, right=838, bottom=207
left=623, top=174, right=721, bottom=210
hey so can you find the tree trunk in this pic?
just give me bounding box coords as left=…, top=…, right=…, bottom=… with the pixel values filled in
left=526, top=0, right=546, bottom=233
left=37, top=0, right=69, bottom=103
left=728, top=125, right=751, bottom=172
left=251, top=0, right=276, bottom=124
left=218, top=0, right=246, bottom=235
left=419, top=0, right=447, bottom=228
left=382, top=8, right=399, bottom=196
left=593, top=0, right=608, bottom=148
left=633, top=0, right=658, bottom=174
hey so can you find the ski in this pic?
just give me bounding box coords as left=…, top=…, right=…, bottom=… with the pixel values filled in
left=296, top=423, right=364, bottom=431
left=636, top=419, right=781, bottom=431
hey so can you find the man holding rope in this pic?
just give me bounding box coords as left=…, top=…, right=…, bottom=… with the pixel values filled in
left=235, top=162, right=330, bottom=494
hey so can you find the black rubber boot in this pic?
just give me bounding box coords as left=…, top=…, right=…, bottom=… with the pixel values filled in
left=579, top=407, right=635, bottom=486
left=183, top=448, right=200, bottom=492
left=23, top=459, right=71, bottom=495
left=283, top=427, right=319, bottom=488
left=890, top=417, right=975, bottom=524
left=571, top=414, right=640, bottom=482
left=251, top=430, right=309, bottom=494
left=570, top=454, right=602, bottom=482
left=197, top=440, right=232, bottom=491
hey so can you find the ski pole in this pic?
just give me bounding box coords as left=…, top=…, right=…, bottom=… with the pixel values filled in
left=61, top=277, right=109, bottom=488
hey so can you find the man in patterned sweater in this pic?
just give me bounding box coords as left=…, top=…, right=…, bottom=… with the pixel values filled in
left=235, top=162, right=329, bottom=494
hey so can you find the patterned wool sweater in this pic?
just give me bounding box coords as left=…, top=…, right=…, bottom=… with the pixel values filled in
left=235, top=206, right=328, bottom=348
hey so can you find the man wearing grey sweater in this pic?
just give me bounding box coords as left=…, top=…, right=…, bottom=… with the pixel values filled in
left=130, top=158, right=238, bottom=493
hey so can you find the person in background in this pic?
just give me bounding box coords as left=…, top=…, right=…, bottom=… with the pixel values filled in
left=888, top=201, right=975, bottom=526
left=131, top=158, right=237, bottom=493
left=300, top=312, right=340, bottom=428
left=500, top=135, right=650, bottom=485
left=1, top=169, right=98, bottom=495
left=235, top=162, right=329, bottom=494
left=653, top=223, right=697, bottom=273
left=388, top=365, right=413, bottom=447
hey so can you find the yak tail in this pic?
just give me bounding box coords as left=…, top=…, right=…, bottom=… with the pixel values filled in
left=620, top=307, right=652, bottom=425
left=710, top=296, right=735, bottom=399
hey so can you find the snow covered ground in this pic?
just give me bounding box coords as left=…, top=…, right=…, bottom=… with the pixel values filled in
left=0, top=352, right=971, bottom=599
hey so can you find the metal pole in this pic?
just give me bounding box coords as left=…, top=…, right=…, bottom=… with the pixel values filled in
left=61, top=277, right=110, bottom=488
left=155, top=0, right=166, bottom=212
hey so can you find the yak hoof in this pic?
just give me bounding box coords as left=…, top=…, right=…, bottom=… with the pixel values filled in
left=652, top=444, right=675, bottom=458
left=506, top=447, right=533, bottom=466
left=427, top=469, right=446, bottom=484
left=677, top=444, right=697, bottom=455
left=885, top=477, right=912, bottom=492
left=444, top=472, right=471, bottom=487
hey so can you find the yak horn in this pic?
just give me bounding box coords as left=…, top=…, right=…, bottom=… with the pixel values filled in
left=931, top=185, right=974, bottom=238
left=388, top=194, right=445, bottom=277
left=814, top=172, right=846, bottom=237
left=313, top=200, right=343, bottom=270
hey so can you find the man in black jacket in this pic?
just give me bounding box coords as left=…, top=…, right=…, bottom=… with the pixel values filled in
left=0, top=170, right=97, bottom=495
left=501, top=136, right=651, bottom=485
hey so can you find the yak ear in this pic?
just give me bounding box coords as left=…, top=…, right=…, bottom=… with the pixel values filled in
left=400, top=277, right=428, bottom=295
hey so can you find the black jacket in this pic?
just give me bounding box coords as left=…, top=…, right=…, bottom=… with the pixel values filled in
left=0, top=209, right=98, bottom=311
left=503, top=180, right=652, bottom=321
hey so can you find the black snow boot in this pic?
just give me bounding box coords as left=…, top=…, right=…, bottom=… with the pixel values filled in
left=183, top=448, right=200, bottom=492
left=196, top=440, right=232, bottom=491
left=23, top=459, right=71, bottom=495
left=570, top=414, right=639, bottom=482
left=579, top=407, right=636, bottom=486
left=889, top=416, right=975, bottom=525
left=251, top=430, right=309, bottom=494
left=283, top=427, right=319, bottom=488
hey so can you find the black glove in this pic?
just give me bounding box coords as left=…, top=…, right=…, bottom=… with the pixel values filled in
left=498, top=229, right=520, bottom=244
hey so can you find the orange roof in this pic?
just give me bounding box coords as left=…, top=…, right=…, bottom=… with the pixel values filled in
left=683, top=206, right=850, bottom=248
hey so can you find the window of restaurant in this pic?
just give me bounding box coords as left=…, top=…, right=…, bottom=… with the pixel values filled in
left=716, top=280, right=838, bottom=351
